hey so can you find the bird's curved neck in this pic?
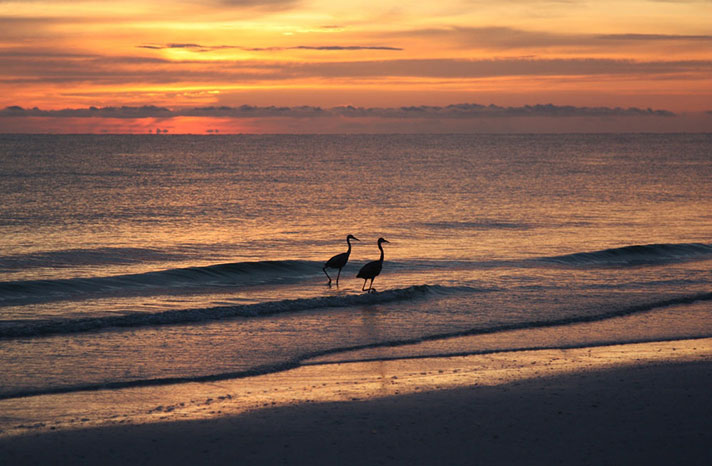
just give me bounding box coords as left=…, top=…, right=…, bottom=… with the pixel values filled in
left=346, top=237, right=352, bottom=254
left=378, top=242, right=384, bottom=262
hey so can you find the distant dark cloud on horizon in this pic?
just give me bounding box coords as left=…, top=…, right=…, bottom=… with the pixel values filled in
left=0, top=103, right=677, bottom=119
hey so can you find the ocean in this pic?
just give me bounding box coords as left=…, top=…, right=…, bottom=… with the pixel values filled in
left=1, top=133, right=711, bottom=400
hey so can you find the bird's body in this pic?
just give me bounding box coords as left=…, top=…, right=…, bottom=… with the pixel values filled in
left=323, top=234, right=359, bottom=286
left=356, top=260, right=383, bottom=282
left=324, top=251, right=349, bottom=270
left=357, top=237, right=389, bottom=292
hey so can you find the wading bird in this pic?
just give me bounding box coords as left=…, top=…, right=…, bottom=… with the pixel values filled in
left=357, top=237, right=389, bottom=292
left=323, top=234, right=359, bottom=286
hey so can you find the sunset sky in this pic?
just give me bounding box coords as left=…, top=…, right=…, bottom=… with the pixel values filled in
left=1, top=0, right=711, bottom=133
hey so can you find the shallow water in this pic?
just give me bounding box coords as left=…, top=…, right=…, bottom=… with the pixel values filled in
left=1, top=133, right=711, bottom=398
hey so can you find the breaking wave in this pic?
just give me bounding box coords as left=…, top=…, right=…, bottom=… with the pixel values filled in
left=2, top=291, right=710, bottom=400
left=0, top=284, right=475, bottom=339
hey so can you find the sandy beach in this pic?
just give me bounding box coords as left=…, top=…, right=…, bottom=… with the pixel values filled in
left=1, top=338, right=710, bottom=465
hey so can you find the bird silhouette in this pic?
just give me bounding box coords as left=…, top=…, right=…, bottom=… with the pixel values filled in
left=323, top=234, right=359, bottom=286
left=357, top=237, right=389, bottom=292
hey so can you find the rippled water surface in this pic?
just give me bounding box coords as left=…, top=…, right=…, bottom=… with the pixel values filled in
left=1, top=133, right=710, bottom=398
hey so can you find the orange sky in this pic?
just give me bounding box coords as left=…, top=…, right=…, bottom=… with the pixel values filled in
left=1, top=0, right=711, bottom=133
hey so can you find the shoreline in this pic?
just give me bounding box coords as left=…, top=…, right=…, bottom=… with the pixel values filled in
left=1, top=338, right=711, bottom=464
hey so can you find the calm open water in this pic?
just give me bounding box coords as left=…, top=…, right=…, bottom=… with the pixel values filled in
left=0, top=133, right=711, bottom=399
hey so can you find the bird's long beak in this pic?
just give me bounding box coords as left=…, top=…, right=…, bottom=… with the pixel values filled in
left=353, top=236, right=360, bottom=241
left=383, top=239, right=390, bottom=243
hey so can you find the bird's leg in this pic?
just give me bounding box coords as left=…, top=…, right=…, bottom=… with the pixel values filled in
left=368, top=278, right=374, bottom=292
left=362, top=279, right=368, bottom=291
left=336, top=268, right=341, bottom=286
left=323, top=267, right=332, bottom=286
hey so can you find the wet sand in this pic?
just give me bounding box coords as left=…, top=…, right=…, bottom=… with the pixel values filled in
left=1, top=339, right=711, bottom=465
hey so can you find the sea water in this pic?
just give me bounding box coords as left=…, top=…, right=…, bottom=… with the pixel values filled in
left=0, top=133, right=711, bottom=399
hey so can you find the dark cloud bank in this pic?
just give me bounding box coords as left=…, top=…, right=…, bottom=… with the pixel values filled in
left=1, top=103, right=676, bottom=119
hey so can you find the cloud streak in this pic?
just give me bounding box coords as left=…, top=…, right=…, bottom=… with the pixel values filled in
left=1, top=103, right=676, bottom=119
left=389, top=26, right=712, bottom=50
left=213, top=0, right=299, bottom=8
left=597, top=33, right=712, bottom=41
left=137, top=43, right=404, bottom=52
left=3, top=49, right=710, bottom=85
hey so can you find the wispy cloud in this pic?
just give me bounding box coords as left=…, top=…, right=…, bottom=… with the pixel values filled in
left=213, top=0, right=299, bottom=7
left=0, top=103, right=677, bottom=119
left=136, top=43, right=239, bottom=52
left=137, top=43, right=403, bottom=52
left=597, top=33, right=712, bottom=41
left=286, top=58, right=712, bottom=81
left=259, top=45, right=403, bottom=51
left=390, top=26, right=712, bottom=50
left=3, top=49, right=710, bottom=85
left=0, top=0, right=299, bottom=6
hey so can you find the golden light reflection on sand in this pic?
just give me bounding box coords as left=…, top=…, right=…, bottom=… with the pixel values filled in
left=1, top=338, right=709, bottom=438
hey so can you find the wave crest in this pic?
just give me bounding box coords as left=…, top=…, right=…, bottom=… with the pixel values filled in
left=0, top=247, right=186, bottom=270
left=539, top=243, right=712, bottom=267
left=0, top=284, right=455, bottom=339
left=0, top=260, right=320, bottom=306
